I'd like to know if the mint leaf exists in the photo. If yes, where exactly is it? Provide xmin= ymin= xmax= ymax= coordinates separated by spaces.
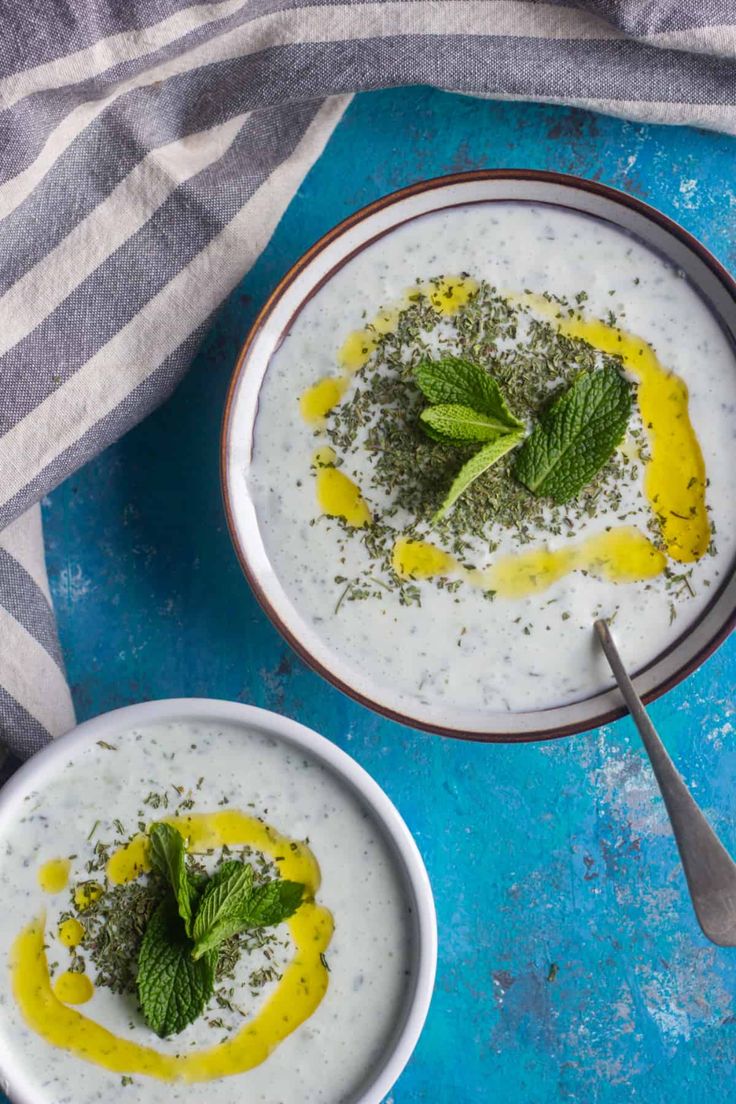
xmin=192 ymin=864 xmax=303 ymax=961
xmin=191 ymin=861 xmax=253 ymax=958
xmin=415 ymin=356 xmax=523 ymax=428
xmin=435 ymin=430 xmax=525 ymax=520
xmin=238 ymin=878 xmax=305 ymax=928
xmin=420 ymin=404 xmax=518 ymax=444
xmin=137 ymin=899 xmax=216 ymax=1037
xmin=512 ymin=366 xmax=632 ymax=504
xmin=148 ymin=823 xmax=197 ymax=938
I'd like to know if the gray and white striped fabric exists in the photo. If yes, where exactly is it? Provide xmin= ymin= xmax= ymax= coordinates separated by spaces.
xmin=1 ymin=0 xmax=735 ymax=765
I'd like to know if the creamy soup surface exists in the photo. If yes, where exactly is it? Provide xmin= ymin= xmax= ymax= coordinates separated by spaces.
xmin=0 ymin=722 xmax=414 ymax=1104
xmin=249 ymin=202 xmax=736 ymax=721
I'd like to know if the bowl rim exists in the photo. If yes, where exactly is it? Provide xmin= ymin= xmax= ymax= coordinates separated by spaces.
xmin=220 ymin=168 xmax=736 ymax=743
xmin=0 ymin=697 xmax=437 ymax=1104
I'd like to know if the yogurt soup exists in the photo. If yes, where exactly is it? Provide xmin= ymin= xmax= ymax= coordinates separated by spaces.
xmin=249 ymin=202 xmax=736 ymax=717
xmin=0 ymin=720 xmax=415 ymax=1103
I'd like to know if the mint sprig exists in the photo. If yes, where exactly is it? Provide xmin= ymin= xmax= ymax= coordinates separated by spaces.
xmin=420 ymin=403 xmax=517 ymax=444
xmin=415 ymin=356 xmax=525 ymax=514
xmin=415 ymin=356 xmax=632 ymax=516
xmin=137 ymin=899 xmax=217 ymax=1038
xmin=137 ymin=824 xmax=305 ymax=1037
xmin=149 ymin=822 xmax=199 ymax=938
xmin=193 ymin=866 xmax=303 ymax=960
xmin=415 ymin=356 xmax=523 ymax=429
xmin=512 ymin=366 xmax=632 ymax=504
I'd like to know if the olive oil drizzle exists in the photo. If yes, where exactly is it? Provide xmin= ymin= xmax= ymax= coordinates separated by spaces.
xmin=298 ymin=279 xmax=710 ymax=599
xmin=517 ymin=293 xmax=710 ymax=564
xmin=393 ymin=527 xmax=666 ymax=596
xmin=12 ymin=811 xmax=333 ymax=1084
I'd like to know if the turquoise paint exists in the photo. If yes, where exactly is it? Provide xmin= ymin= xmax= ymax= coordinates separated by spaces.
xmin=15 ymin=89 xmax=736 ymax=1102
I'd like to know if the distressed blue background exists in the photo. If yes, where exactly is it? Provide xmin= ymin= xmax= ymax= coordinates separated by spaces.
xmin=24 ymin=90 xmax=736 ymax=1102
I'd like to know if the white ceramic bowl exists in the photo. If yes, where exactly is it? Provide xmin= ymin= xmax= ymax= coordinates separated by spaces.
xmin=222 ymin=170 xmax=736 ymax=742
xmin=0 ymin=698 xmax=436 ymax=1104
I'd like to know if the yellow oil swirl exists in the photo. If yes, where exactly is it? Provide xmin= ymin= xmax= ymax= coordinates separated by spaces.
xmin=337 ymin=306 xmax=403 ymax=372
xmin=301 ymin=309 xmax=396 ymax=427
xmin=392 ymin=537 xmax=457 ymax=579
xmin=420 ymin=275 xmax=479 ymax=316
xmin=58 ymin=918 xmax=85 ymax=948
xmin=337 ymin=329 xmax=377 ymax=372
xmin=38 ymin=859 xmax=70 ymax=894
xmin=488 ymin=527 xmax=666 ymax=597
xmin=392 ymin=527 xmax=665 ymax=595
xmin=313 ymin=447 xmax=371 ymax=528
xmin=53 ymin=971 xmax=94 ymax=1005
xmin=301 ymin=276 xmax=479 ymax=519
xmin=107 ymin=832 xmax=150 ymax=885
xmin=12 ymin=811 xmax=333 ymax=1083
xmin=73 ymin=881 xmax=103 ymax=911
xmin=518 ymin=294 xmax=710 ymax=563
xmin=299 ymin=376 xmax=349 ymax=426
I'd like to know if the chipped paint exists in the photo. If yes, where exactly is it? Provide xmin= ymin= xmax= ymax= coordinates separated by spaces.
xmin=56 ymin=564 xmax=93 ymax=604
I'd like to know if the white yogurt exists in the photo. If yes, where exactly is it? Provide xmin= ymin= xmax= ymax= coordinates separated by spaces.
xmin=250 ymin=203 xmax=736 ymax=715
xmin=0 ymin=721 xmax=414 ymax=1103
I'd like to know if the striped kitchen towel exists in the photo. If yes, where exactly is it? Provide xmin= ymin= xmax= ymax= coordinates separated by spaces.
xmin=1 ymin=0 xmax=735 ymax=765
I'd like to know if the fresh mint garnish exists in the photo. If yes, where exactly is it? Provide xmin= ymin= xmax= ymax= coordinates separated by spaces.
xmin=512 ymin=366 xmax=632 ymax=504
xmin=415 ymin=356 xmax=523 ymax=429
xmin=137 ymin=899 xmax=216 ymax=1037
xmin=136 ymin=823 xmax=305 ymax=1035
xmin=192 ymin=863 xmax=303 ymax=961
xmin=239 ymin=878 xmax=305 ymax=927
xmin=435 ymin=430 xmax=525 ymax=519
xmin=414 ymin=356 xmax=526 ymax=515
xmin=191 ymin=860 xmax=253 ymax=957
xmin=420 ymin=403 xmax=518 ymax=444
xmin=148 ymin=822 xmax=198 ymax=937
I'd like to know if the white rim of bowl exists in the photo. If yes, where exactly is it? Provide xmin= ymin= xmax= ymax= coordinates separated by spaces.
xmin=0 ymin=698 xmax=437 ymax=1104
xmin=221 ymin=169 xmax=736 ymax=742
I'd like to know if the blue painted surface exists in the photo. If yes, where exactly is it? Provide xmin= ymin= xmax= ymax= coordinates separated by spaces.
xmin=25 ymin=89 xmax=736 ymax=1102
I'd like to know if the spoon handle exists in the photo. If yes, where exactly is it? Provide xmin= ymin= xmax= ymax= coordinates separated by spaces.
xmin=595 ymin=619 xmax=736 ymax=946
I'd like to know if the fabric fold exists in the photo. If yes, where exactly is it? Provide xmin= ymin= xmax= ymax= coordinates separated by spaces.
xmin=0 ymin=0 xmax=734 ymax=759
xmin=0 ymin=506 xmax=75 ymax=759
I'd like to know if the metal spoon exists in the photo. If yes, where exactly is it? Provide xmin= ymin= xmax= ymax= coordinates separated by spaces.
xmin=594 ymin=618 xmax=736 ymax=946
